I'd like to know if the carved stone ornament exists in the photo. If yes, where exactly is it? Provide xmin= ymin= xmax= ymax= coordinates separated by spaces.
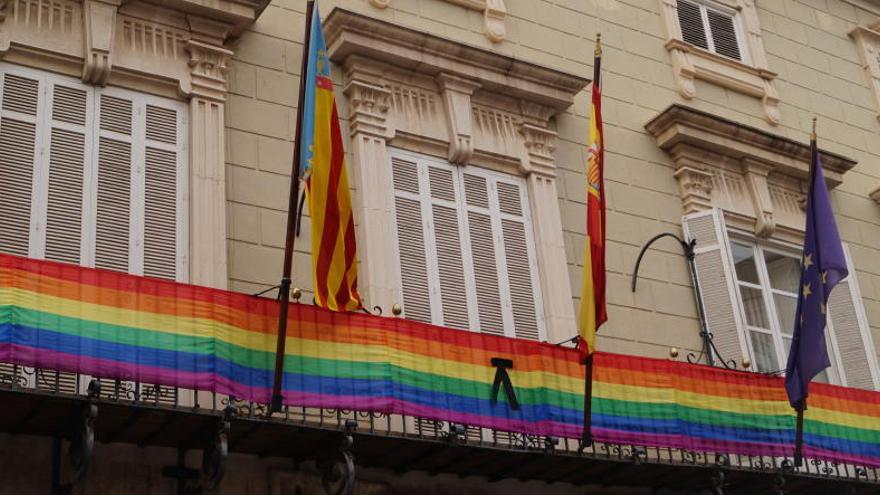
xmin=437 ymin=73 xmax=481 ymax=164
xmin=367 ymin=0 xmax=507 ymax=42
xmin=657 ymin=0 xmax=780 ymax=124
xmin=850 ymin=23 xmax=880 ymax=121
xmin=646 ymin=104 xmax=857 ymax=238
xmin=343 ymin=78 xmax=392 ymax=138
xmin=187 ymin=40 xmax=233 ymax=102
xmin=82 ymin=0 xmax=121 ymax=85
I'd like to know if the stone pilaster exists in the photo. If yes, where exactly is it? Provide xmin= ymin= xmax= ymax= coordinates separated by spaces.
xmin=343 ymin=66 xmax=396 ymax=310
xmin=185 ymin=22 xmax=232 ymax=289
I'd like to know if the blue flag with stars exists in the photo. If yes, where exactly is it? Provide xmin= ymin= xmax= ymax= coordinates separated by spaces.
xmin=784 ymin=133 xmax=848 ymax=408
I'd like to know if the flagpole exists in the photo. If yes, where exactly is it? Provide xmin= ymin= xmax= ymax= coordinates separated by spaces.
xmin=581 ymin=32 xmax=602 ymax=448
xmin=793 ymin=116 xmax=818 ymax=465
xmin=270 ymin=0 xmax=315 ymax=413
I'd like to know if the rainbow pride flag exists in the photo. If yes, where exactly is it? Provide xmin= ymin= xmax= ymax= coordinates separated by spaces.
xmin=1 ymin=254 xmax=879 ymax=466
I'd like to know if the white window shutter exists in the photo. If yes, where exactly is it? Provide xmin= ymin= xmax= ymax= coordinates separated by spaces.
xmin=0 ymin=73 xmax=40 ymax=256
xmin=428 ymin=165 xmax=470 ymax=330
xmin=676 ymin=0 xmax=708 ymax=50
xmin=94 ymin=94 xmax=133 ymax=273
xmin=682 ymin=209 xmax=749 ymax=364
xmin=143 ymin=104 xmax=181 ymax=280
xmin=44 ymin=83 xmax=89 ymax=265
xmin=828 ymin=245 xmax=880 ymax=390
xmin=707 ymin=10 xmax=741 ymax=60
xmin=496 ymin=181 xmax=543 ymax=341
xmin=392 ymin=156 xmax=433 ymax=324
xmin=464 ymin=173 xmax=505 ymax=336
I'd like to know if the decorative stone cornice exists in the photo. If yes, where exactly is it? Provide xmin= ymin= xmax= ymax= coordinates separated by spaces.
xmin=646 ymin=104 xmax=856 ymax=188
xmin=647 ymin=104 xmax=857 ymax=238
xmin=366 ymin=0 xmax=507 ymax=42
xmin=186 ymin=40 xmax=233 ymax=101
xmin=437 ymin=73 xmax=481 ymax=164
xmin=143 ymin=0 xmax=270 ymax=36
xmin=82 ymin=0 xmax=120 ymax=85
xmin=324 ymin=8 xmax=589 ymax=113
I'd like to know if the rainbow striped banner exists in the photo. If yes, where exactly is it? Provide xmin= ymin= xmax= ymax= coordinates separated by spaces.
xmin=1 ymin=254 xmax=879 ymax=466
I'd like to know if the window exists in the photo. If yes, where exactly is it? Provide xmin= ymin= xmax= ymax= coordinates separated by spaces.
xmin=0 ymin=64 xmax=188 ymax=281
xmin=676 ymin=0 xmax=746 ymax=62
xmin=728 ymin=240 xmax=843 ymax=382
xmin=389 ymin=149 xmax=545 ymax=341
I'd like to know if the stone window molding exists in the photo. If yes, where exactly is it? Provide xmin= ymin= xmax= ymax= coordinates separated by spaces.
xmin=367 ymin=0 xmax=507 ymax=43
xmin=646 ymin=104 xmax=857 ymax=243
xmin=850 ymin=22 xmax=880 ymax=122
xmin=324 ymin=8 xmax=590 ymax=343
xmin=657 ymin=0 xmax=781 ymax=124
xmin=0 ymin=0 xmax=270 ymax=289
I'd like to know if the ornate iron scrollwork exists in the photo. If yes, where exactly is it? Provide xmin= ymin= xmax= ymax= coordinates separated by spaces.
xmin=710 ymin=468 xmax=725 ymax=495
xmin=56 ymin=379 xmax=100 ymax=492
xmin=317 ymin=420 xmax=357 ymax=495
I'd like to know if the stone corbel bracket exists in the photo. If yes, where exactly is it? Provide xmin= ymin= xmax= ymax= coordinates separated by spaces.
xmin=367 ymin=0 xmax=507 ymax=43
xmin=870 ymin=186 xmax=880 ymax=206
xmin=438 ymin=73 xmax=481 ymax=164
xmin=742 ymin=159 xmax=775 ymax=237
xmin=657 ymin=0 xmax=780 ymax=125
xmin=849 ymin=23 xmax=880 ymax=121
xmin=82 ymin=0 xmax=121 ymax=85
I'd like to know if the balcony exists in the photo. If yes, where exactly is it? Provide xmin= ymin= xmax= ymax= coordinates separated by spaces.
xmin=1 ymin=253 xmax=879 ymax=493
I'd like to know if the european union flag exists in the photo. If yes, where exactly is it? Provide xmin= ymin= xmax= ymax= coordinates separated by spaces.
xmin=784 ymin=127 xmax=848 ymax=408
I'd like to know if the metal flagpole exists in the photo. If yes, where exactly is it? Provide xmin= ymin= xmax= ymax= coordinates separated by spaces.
xmin=270 ymin=0 xmax=315 ymax=413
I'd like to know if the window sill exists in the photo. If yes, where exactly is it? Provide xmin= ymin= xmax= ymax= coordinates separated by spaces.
xmin=664 ymin=39 xmax=781 ymax=124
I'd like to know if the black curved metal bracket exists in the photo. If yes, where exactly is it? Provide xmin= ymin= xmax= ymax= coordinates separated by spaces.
xmin=318 ymin=420 xmax=357 ymax=495
xmin=53 ymin=379 xmax=100 ymax=494
xmin=196 ymin=405 xmax=234 ymax=492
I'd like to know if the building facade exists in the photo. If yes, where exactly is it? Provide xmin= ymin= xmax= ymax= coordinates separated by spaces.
xmin=3 ymin=0 xmax=880 ymax=493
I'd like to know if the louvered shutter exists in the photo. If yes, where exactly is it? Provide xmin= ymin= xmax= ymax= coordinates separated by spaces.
xmin=392 ymin=156 xmax=433 ymax=324
xmin=464 ymin=173 xmax=506 ymax=336
xmin=682 ymin=209 xmax=748 ymax=364
xmin=427 ymin=165 xmax=470 ymax=330
xmin=0 ymin=73 xmax=40 ymax=256
xmin=827 ymin=245 xmax=880 ymax=390
xmin=707 ymin=9 xmax=741 ymax=60
xmin=677 ymin=0 xmax=708 ymax=50
xmin=95 ymin=94 xmax=133 ymax=273
xmin=43 ymin=83 xmax=89 ymax=264
xmin=496 ymin=181 xmax=542 ymax=340
xmin=143 ymin=104 xmax=181 ymax=280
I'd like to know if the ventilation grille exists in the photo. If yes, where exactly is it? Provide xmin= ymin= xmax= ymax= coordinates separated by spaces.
xmin=143 ymin=147 xmax=177 ymax=280
xmin=95 ymin=138 xmax=131 ymax=273
xmin=44 ymin=128 xmax=85 ymax=264
xmin=0 ymin=118 xmax=36 ymax=256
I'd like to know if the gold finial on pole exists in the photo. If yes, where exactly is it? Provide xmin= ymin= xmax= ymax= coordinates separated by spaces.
xmin=811 ymin=116 xmax=817 ymax=140
xmin=595 ymin=33 xmax=602 ymax=57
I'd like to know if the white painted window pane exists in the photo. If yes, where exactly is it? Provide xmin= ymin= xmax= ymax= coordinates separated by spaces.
xmin=731 ymin=242 xmax=760 ymax=284
xmin=750 ymin=331 xmax=779 ymax=373
xmin=740 ymin=285 xmax=769 ymax=329
xmin=765 ymin=251 xmax=800 ymax=293
xmin=774 ymin=293 xmax=797 ymax=337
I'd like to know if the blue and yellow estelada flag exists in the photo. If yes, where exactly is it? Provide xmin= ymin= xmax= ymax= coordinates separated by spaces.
xmin=299 ymin=4 xmax=362 ymax=311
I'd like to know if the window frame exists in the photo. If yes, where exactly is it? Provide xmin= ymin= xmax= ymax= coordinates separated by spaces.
xmin=726 ymin=229 xmax=846 ymax=384
xmin=677 ymin=0 xmax=751 ymax=64
xmin=0 ymin=62 xmax=189 ymax=282
xmin=387 ymin=146 xmax=547 ymax=341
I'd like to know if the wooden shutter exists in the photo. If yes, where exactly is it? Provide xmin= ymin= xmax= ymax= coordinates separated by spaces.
xmin=94 ymin=94 xmax=133 ymax=273
xmin=827 ymin=245 xmax=880 ymax=390
xmin=0 ymin=73 xmax=40 ymax=256
xmin=707 ymin=9 xmax=741 ymax=60
xmin=392 ymin=156 xmax=432 ymax=324
xmin=677 ymin=0 xmax=708 ymax=50
xmin=143 ymin=104 xmax=180 ymax=280
xmin=464 ymin=173 xmax=506 ymax=336
xmin=44 ymin=83 xmax=89 ymax=264
xmin=682 ymin=209 xmax=748 ymax=364
xmin=496 ymin=180 xmax=542 ymax=341
xmin=428 ymin=165 xmax=470 ymax=331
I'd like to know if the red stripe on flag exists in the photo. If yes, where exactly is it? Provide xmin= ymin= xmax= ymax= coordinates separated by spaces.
xmin=315 ymin=104 xmax=345 ymax=305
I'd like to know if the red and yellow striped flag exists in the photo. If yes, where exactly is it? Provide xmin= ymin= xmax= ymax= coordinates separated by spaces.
xmin=578 ymin=36 xmax=607 ymax=360
xmin=299 ymin=5 xmax=362 ymax=311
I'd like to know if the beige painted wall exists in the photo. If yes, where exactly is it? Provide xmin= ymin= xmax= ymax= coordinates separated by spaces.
xmin=224 ymin=0 xmax=880 ymax=363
